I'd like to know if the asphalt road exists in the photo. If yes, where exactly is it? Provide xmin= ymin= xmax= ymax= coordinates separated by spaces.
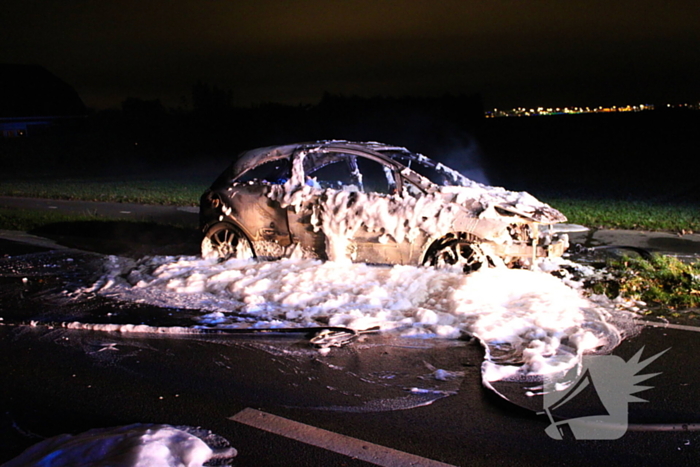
xmin=1 ymin=198 xmax=700 ymax=465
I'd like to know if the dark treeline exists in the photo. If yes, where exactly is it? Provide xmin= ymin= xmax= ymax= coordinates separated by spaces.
xmin=479 ymin=107 xmax=700 ymax=203
xmin=2 ymin=83 xmax=700 ymax=204
xmin=0 ymin=89 xmax=486 ymax=180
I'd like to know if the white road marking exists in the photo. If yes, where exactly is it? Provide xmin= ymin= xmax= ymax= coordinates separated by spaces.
xmin=230 ymin=408 xmax=458 ymax=467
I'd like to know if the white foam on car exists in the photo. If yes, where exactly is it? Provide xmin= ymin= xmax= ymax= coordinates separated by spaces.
xmin=268 ymin=176 xmax=564 ymax=260
xmin=263 ymin=147 xmax=566 ymax=263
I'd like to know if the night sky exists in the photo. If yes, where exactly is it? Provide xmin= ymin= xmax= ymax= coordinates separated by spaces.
xmin=3 ymin=0 xmax=698 ymax=110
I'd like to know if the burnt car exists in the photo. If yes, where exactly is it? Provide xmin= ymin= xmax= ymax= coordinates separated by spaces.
xmin=200 ymin=140 xmax=569 ymax=271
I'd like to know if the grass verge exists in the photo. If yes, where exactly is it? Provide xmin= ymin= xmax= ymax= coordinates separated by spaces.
xmin=586 ymin=255 xmax=700 ymax=321
xmin=545 ymin=198 xmax=700 ymax=232
xmin=0 ymin=179 xmax=206 ymax=206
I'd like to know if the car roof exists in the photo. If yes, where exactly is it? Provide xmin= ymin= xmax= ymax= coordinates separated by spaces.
xmin=216 ymin=140 xmax=567 ymax=224
xmin=232 ymin=141 xmax=407 ymax=172
xmin=228 ymin=140 xmax=457 ymax=181
xmin=228 ymin=142 xmax=302 ymax=178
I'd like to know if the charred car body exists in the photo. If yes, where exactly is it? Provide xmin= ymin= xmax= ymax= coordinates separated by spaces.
xmin=200 ymin=141 xmax=569 ymax=271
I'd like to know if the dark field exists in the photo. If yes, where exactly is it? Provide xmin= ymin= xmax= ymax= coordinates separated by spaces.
xmin=478 ymin=109 xmax=700 ymax=204
xmin=2 ymin=104 xmax=699 ymax=209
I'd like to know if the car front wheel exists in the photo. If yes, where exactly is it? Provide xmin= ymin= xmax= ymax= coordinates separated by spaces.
xmin=423 ymin=237 xmax=489 ymax=273
xmin=201 ymin=223 xmax=255 ymax=260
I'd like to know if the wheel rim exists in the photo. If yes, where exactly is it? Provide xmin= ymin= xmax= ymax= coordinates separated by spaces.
xmin=202 ymin=224 xmax=254 ymax=260
xmin=426 ymin=240 xmax=487 ymax=273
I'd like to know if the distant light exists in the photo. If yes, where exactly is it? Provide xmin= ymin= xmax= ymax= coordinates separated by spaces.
xmin=485 ymin=101 xmax=666 ymax=118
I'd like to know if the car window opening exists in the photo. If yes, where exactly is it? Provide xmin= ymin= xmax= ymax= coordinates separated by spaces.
xmin=237 ymin=158 xmax=291 ymax=184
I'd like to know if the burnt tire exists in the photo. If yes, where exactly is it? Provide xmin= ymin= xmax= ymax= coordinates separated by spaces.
xmin=424 ymin=239 xmax=488 ymax=273
xmin=201 ymin=223 xmax=255 ymax=260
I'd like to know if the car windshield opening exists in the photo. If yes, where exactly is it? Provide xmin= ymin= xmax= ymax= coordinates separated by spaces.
xmin=392 ymin=154 xmax=469 ymax=187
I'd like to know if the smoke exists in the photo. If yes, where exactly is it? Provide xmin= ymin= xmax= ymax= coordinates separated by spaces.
xmin=435 ymin=133 xmax=491 ymax=185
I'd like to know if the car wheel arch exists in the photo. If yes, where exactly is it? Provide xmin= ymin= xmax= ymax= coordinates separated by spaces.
xmin=201 ymin=221 xmax=257 ymax=260
xmin=421 ymin=232 xmax=494 ymax=272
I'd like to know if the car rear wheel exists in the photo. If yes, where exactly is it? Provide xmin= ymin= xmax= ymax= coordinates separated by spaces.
xmin=201 ymin=223 xmax=255 ymax=260
xmin=424 ymin=237 xmax=489 ymax=273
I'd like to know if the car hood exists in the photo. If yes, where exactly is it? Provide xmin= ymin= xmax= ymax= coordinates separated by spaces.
xmin=438 ymin=185 xmax=567 ymax=224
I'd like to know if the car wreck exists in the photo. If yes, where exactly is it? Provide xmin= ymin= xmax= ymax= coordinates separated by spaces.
xmin=200 ymin=140 xmax=569 ymax=272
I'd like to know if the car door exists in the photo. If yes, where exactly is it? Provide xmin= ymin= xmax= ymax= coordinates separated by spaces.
xmin=229 ymin=157 xmax=294 ymax=253
xmin=287 ymin=149 xmax=416 ymax=264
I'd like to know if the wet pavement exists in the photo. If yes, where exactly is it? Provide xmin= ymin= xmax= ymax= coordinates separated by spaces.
xmin=568 ymin=228 xmax=700 ymax=261
xmin=1 ymin=198 xmax=700 ymax=465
